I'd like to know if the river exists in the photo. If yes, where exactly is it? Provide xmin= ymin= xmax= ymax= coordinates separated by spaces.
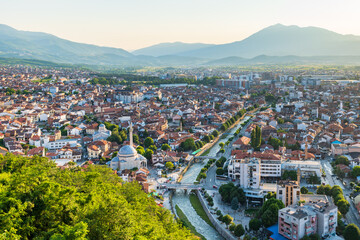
xmin=171 ymin=116 xmax=251 ymax=240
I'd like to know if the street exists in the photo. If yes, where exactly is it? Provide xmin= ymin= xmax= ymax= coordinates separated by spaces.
xmin=321 ymin=158 xmax=360 ymax=228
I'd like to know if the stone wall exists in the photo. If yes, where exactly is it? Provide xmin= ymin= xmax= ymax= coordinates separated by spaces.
xmin=195 ymin=190 xmax=237 ymax=240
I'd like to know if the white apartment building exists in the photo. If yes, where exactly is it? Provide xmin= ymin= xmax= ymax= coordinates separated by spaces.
xmin=43 ymin=138 xmax=78 ymax=150
xmin=116 ymin=90 xmax=144 ymax=103
xmin=282 ymin=160 xmax=322 ymax=177
xmin=228 ymin=157 xmax=261 ymax=189
xmin=279 ymin=195 xmax=337 ymax=240
xmin=260 ymin=160 xmax=282 ymax=178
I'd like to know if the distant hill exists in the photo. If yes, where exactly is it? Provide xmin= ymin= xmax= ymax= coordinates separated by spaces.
xmin=0 ymin=24 xmax=133 ymax=65
xmin=132 ymin=42 xmax=214 ymax=57
xmin=179 ymin=24 xmax=360 ymax=59
xmin=3 ymin=23 xmax=360 ymax=66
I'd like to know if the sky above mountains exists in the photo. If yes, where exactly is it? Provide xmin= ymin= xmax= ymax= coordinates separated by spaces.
xmin=1 ymin=0 xmax=360 ymax=50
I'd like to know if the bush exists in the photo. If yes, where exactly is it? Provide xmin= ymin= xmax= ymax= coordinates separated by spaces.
xmin=249 ymin=218 xmax=262 ymax=231
xmin=234 ymin=224 xmax=245 ymax=237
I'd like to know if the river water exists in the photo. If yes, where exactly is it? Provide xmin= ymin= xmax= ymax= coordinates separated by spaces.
xmin=172 ymin=116 xmax=250 ymax=240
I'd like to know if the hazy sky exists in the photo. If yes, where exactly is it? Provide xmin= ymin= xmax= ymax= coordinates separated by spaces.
xmin=1 ymin=0 xmax=360 ymax=51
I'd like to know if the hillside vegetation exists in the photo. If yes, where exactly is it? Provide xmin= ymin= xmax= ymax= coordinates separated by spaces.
xmin=0 ymin=154 xmax=195 ymax=240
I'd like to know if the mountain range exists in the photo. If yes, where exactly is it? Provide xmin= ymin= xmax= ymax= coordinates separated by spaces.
xmin=2 ymin=23 xmax=360 ymax=66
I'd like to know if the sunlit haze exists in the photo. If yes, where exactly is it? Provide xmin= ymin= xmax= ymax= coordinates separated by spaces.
xmin=2 ymin=0 xmax=360 ymax=50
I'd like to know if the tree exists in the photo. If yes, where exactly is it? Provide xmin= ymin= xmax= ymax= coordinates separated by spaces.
xmin=331 ymin=185 xmax=343 ymax=198
xmin=335 ymin=156 xmax=350 ymax=166
xmin=281 ymin=170 xmax=297 ymax=181
xmin=265 ymin=192 xmax=276 ymax=200
xmin=180 ymin=138 xmax=196 ymax=151
xmin=234 ymin=224 xmax=245 ymax=237
xmin=144 ymin=137 xmax=154 ymax=148
xmin=229 ymin=222 xmax=236 ymax=232
xmin=0 ymin=154 xmax=195 ymax=239
xmin=268 ymin=136 xmax=283 ymax=150
xmin=161 ymin=144 xmax=171 ymax=151
xmin=203 ymin=135 xmax=210 ymax=143
xmin=219 ymin=183 xmax=246 ymax=205
xmin=144 ymin=149 xmax=153 ymax=160
xmin=107 ymin=133 xmax=122 ymax=144
xmin=257 ymin=198 xmax=285 ymax=227
xmin=231 ymin=197 xmax=239 ymax=210
xmin=148 ymin=145 xmax=157 ymax=152
xmin=337 ymin=199 xmax=350 ymax=215
xmin=249 ymin=218 xmax=261 ymax=231
xmin=316 ymin=185 xmax=325 ymax=194
xmin=165 ymin=162 xmax=174 ymax=170
xmin=300 ymin=234 xmax=321 ymax=240
xmin=222 ymin=214 xmax=233 ymax=227
xmin=343 ymin=224 xmax=360 ymax=240
xmin=277 ymin=118 xmax=284 ymax=124
xmin=216 ymin=167 xmax=225 ymax=175
xmin=111 ymin=151 xmax=118 ymax=158
xmin=250 ymin=126 xmax=262 ymax=150
xmin=300 ymin=187 xmax=309 ymax=194
xmin=133 ymin=134 xmax=139 ymax=144
xmin=212 ymin=130 xmax=219 ymax=137
xmin=219 ymin=142 xmax=225 ymax=148
xmin=136 ymin=146 xmax=145 ymax=155
xmin=352 ymin=166 xmax=360 ymax=178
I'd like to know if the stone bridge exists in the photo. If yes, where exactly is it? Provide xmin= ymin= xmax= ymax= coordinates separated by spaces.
xmin=162 ymin=183 xmax=202 ymax=190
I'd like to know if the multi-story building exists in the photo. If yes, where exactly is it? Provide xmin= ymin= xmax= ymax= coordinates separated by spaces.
xmin=216 ymin=78 xmax=250 ymax=89
xmin=116 ymin=90 xmax=144 ymax=103
xmin=228 ymin=157 xmax=261 ymax=189
xmin=282 ymin=160 xmax=322 ymax=177
xmin=276 ymin=180 xmax=300 ymax=207
xmin=278 ymin=195 xmax=337 ymax=240
xmin=260 ymin=159 xmax=282 ymax=179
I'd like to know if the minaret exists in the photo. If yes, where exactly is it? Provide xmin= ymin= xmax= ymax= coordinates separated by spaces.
xmin=340 ymin=101 xmax=343 ymax=111
xmin=304 ymin=143 xmax=308 ymax=160
xmin=297 ymin=167 xmax=301 ymax=184
xmin=129 ymin=122 xmax=133 ymax=147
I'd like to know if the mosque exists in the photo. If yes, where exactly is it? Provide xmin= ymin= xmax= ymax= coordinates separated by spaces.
xmin=109 ymin=123 xmax=147 ymax=171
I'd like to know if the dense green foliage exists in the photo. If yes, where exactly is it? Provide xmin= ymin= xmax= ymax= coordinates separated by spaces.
xmin=0 ymin=154 xmax=195 ymax=240
xmin=300 ymin=186 xmax=309 ymax=194
xmin=104 ymin=122 xmax=128 ymax=145
xmin=250 ymin=126 xmax=262 ymax=150
xmin=195 ymin=159 xmax=216 ymax=182
xmin=343 ymin=224 xmax=360 ymax=240
xmin=249 ymin=218 xmax=261 ymax=231
xmin=300 ymin=234 xmax=321 ymax=240
xmin=316 ymin=185 xmax=349 ymax=215
xmin=281 ymin=170 xmax=297 ymax=181
xmin=218 ymin=183 xmax=246 ymax=205
xmin=334 ymin=156 xmax=350 ymax=166
xmin=90 ymin=74 xmax=220 ymax=86
xmin=267 ymin=136 xmax=283 ymax=150
xmin=256 ymin=198 xmax=285 ymax=227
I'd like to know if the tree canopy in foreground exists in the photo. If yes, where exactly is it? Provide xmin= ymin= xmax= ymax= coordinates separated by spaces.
xmin=0 ymin=154 xmax=196 ymax=240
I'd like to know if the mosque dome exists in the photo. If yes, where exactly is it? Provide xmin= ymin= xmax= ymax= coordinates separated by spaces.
xmin=118 ymin=145 xmax=137 ymax=156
